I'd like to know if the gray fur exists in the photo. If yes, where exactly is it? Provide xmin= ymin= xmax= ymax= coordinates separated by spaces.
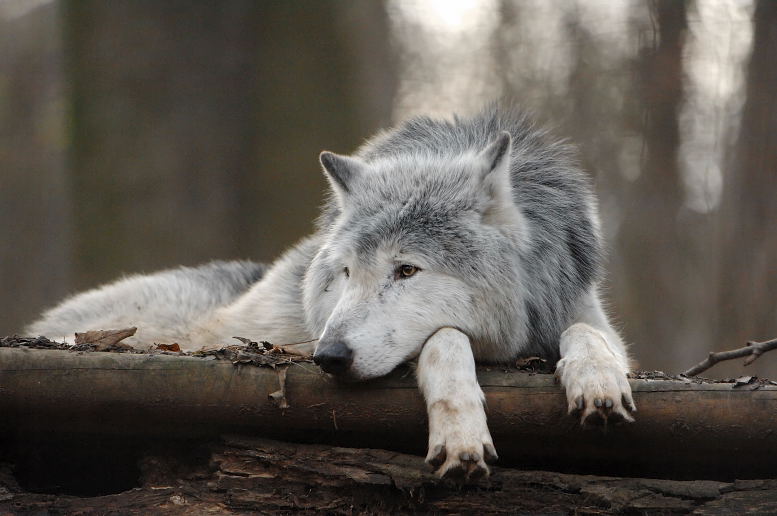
xmin=27 ymin=106 xmax=603 ymax=368
xmin=27 ymin=261 xmax=265 ymax=345
xmin=312 ymin=106 xmax=601 ymax=364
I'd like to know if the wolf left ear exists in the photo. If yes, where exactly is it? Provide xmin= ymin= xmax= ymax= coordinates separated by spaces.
xmin=319 ymin=151 xmax=364 ymax=202
xmin=476 ymin=132 xmax=515 ymax=223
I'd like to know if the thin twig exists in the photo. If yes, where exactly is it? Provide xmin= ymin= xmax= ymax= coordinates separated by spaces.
xmin=275 ymin=338 xmax=317 ymax=358
xmin=287 ymin=360 xmax=318 ymax=374
xmin=277 ymin=338 xmax=319 ymax=348
xmin=275 ymin=346 xmax=312 ymax=358
xmin=683 ymin=337 xmax=777 ymax=377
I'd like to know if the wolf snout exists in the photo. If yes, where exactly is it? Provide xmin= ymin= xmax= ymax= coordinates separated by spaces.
xmin=313 ymin=339 xmax=354 ymax=376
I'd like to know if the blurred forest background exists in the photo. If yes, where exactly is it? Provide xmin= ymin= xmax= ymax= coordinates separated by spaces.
xmin=1 ymin=0 xmax=775 ymax=378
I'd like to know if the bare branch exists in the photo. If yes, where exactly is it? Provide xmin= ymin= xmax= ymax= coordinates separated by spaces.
xmin=683 ymin=337 xmax=777 ymax=377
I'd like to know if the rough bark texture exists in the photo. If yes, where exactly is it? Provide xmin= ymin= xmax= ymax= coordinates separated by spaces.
xmin=3 ymin=436 xmax=777 ymax=515
xmin=2 ymin=346 xmax=777 ymax=481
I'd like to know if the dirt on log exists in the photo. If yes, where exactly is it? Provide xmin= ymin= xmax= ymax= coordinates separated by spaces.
xmin=3 ymin=435 xmax=777 ymax=515
xmin=2 ymin=343 xmax=777 ymax=480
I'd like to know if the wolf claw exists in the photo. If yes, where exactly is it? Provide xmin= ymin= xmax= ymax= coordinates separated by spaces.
xmin=558 ymin=323 xmax=636 ymax=425
xmin=424 ymin=402 xmax=496 ymax=481
xmin=564 ymin=374 xmax=636 ymax=425
xmin=426 ymin=443 xmax=492 ymax=480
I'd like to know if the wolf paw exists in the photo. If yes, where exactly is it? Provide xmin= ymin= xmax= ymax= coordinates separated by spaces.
xmin=425 ymin=402 xmax=498 ymax=480
xmin=558 ymin=357 xmax=636 ymax=425
xmin=557 ymin=323 xmax=636 ymax=425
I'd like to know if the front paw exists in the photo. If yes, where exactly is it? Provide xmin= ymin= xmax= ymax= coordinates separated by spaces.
xmin=425 ymin=401 xmax=498 ymax=480
xmin=557 ymin=356 xmax=636 ymax=425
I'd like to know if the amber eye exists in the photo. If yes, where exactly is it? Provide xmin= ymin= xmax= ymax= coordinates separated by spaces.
xmin=396 ymin=264 xmax=419 ymax=279
xmin=343 ymin=267 xmax=350 ymax=278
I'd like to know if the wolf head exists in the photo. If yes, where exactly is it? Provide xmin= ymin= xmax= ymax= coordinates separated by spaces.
xmin=303 ymin=131 xmax=527 ymax=380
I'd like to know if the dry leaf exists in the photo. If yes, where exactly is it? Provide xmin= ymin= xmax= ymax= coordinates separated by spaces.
xmin=155 ymin=343 xmax=181 ymax=352
xmin=74 ymin=327 xmax=137 ymax=351
xmin=734 ymin=375 xmax=755 ymax=387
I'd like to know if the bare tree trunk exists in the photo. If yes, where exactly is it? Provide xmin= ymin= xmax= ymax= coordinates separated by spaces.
xmin=0 ymin=3 xmax=71 ymax=335
xmin=61 ymin=0 xmax=397 ymax=291
xmin=718 ymin=0 xmax=777 ymax=372
xmin=617 ymin=0 xmax=690 ymax=368
xmin=63 ymin=0 xmax=262 ymax=286
xmin=243 ymin=0 xmax=397 ymax=260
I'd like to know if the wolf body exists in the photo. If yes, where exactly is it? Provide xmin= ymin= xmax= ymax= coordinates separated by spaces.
xmin=28 ymin=107 xmax=635 ymax=478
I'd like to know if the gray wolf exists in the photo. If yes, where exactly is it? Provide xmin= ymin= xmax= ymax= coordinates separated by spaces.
xmin=27 ymin=106 xmax=635 ymax=479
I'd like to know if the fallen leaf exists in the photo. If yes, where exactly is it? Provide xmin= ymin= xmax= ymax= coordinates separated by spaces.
xmin=74 ymin=327 xmax=136 ymax=351
xmin=155 ymin=343 xmax=181 ymax=352
xmin=734 ymin=375 xmax=755 ymax=387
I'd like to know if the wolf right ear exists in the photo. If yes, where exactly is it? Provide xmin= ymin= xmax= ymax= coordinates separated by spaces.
xmin=319 ymin=151 xmax=364 ymax=199
xmin=478 ymin=131 xmax=512 ymax=180
xmin=476 ymin=132 xmax=517 ymax=226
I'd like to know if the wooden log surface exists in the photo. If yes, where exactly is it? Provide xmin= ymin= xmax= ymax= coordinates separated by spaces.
xmin=2 ymin=347 xmax=777 ymax=479
xmin=5 ymin=435 xmax=777 ymax=515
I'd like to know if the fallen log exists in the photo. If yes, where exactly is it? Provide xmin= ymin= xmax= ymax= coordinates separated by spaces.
xmin=6 ymin=435 xmax=777 ymax=514
xmin=2 ymin=347 xmax=777 ymax=480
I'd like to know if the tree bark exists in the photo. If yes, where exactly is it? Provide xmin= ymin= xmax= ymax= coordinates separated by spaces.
xmin=2 ymin=347 xmax=777 ymax=480
xmin=718 ymin=0 xmax=777 ymax=356
xmin=3 ymin=435 xmax=777 ymax=514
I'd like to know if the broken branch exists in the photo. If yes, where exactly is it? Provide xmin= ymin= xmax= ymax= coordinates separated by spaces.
xmin=682 ymin=337 xmax=777 ymax=377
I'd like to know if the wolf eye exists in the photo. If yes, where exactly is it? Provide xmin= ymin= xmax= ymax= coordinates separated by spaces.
xmin=396 ymin=264 xmax=419 ymax=279
xmin=343 ymin=267 xmax=350 ymax=278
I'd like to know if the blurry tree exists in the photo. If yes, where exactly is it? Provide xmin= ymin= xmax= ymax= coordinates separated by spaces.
xmin=0 ymin=2 xmax=69 ymax=336
xmin=718 ymin=0 xmax=777 ymax=364
xmin=61 ymin=0 xmax=396 ymax=292
xmin=617 ymin=0 xmax=693 ymax=368
xmin=2 ymin=0 xmax=395 ymax=334
xmin=246 ymin=1 xmax=397 ymax=260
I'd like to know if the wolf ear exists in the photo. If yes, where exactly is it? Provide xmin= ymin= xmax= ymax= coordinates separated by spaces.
xmin=319 ymin=151 xmax=364 ymax=198
xmin=476 ymin=132 xmax=514 ymax=224
xmin=476 ymin=132 xmax=518 ymax=225
xmin=478 ymin=131 xmax=512 ymax=181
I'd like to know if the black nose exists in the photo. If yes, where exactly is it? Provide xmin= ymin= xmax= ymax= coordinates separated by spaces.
xmin=313 ymin=340 xmax=354 ymax=376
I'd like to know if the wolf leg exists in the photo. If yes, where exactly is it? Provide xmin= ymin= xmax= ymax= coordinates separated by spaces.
xmin=556 ymin=290 xmax=636 ymax=423
xmin=417 ymin=327 xmax=497 ymax=480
